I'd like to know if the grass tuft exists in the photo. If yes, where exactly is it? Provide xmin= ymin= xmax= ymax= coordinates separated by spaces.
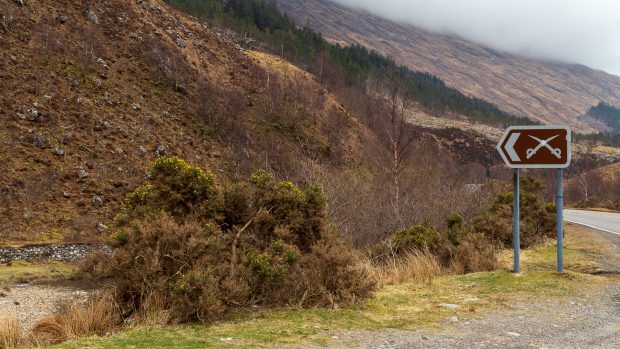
xmin=0 ymin=314 xmax=20 ymax=349
xmin=30 ymin=293 xmax=120 ymax=346
xmin=365 ymin=249 xmax=442 ymax=286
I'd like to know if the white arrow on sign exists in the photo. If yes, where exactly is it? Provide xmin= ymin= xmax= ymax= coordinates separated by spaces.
xmin=506 ymin=132 xmax=521 ymax=162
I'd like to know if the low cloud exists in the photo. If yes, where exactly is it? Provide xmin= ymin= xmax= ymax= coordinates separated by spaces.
xmin=331 ymin=0 xmax=620 ymax=75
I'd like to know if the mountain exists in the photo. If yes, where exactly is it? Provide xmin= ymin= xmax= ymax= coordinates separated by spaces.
xmin=272 ymin=0 xmax=620 ymax=133
xmin=0 ymin=0 xmax=499 ymax=245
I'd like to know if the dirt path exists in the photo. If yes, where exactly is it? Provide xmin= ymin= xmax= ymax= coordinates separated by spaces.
xmin=298 ymin=227 xmax=620 ymax=349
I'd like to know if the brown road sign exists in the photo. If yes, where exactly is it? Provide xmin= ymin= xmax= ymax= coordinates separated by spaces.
xmin=497 ymin=125 xmax=571 ymax=168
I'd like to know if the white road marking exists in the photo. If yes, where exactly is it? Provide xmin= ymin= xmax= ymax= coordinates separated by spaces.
xmin=564 ymin=219 xmax=620 ymax=236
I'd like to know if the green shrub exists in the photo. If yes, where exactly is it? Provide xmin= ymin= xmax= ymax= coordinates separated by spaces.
xmin=109 ymin=229 xmax=128 ymax=247
xmin=249 ymin=253 xmax=278 ymax=279
xmin=606 ymin=198 xmax=620 ymax=211
xmin=93 ymin=158 xmax=375 ymax=323
xmin=393 ymin=224 xmax=440 ymax=252
xmin=473 ymin=176 xmax=555 ymax=248
xmin=450 ymin=233 xmax=499 ymax=274
xmin=291 ymin=229 xmax=376 ymax=307
xmin=124 ymin=183 xmax=152 ymax=212
xmin=249 ymin=169 xmax=272 ymax=188
xmin=122 ymin=156 xmax=218 ymax=220
xmin=222 ymin=183 xmax=251 ymax=228
xmin=445 ymin=213 xmax=466 ymax=245
xmin=379 ymin=213 xmax=498 ymax=275
xmin=446 ymin=213 xmax=463 ymax=230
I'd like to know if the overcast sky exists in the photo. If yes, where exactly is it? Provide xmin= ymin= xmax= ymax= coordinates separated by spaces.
xmin=331 ymin=0 xmax=620 ymax=76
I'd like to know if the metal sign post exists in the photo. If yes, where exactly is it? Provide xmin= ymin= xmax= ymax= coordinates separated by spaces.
xmin=497 ymin=125 xmax=571 ymax=273
xmin=513 ymin=169 xmax=520 ymax=273
xmin=556 ymin=169 xmax=564 ymax=273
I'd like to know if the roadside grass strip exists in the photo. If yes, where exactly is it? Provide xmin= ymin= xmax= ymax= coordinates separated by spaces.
xmin=53 ymin=225 xmax=612 ymax=348
xmin=55 ymin=272 xmax=603 ymax=348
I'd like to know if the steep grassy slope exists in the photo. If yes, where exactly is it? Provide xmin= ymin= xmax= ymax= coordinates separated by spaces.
xmin=273 ymin=0 xmax=620 ymax=132
xmin=0 ymin=0 xmax=512 ymax=246
xmin=0 ymin=0 xmax=384 ymax=244
xmin=164 ymin=0 xmax=535 ymax=129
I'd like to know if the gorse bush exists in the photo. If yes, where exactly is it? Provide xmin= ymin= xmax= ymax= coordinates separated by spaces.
xmin=474 ymin=176 xmax=556 ymax=248
xmin=380 ymin=177 xmax=555 ymax=275
xmin=393 ymin=224 xmax=440 ymax=252
xmin=91 ymin=157 xmax=374 ymax=323
xmin=122 ymin=156 xmax=218 ymax=219
xmin=389 ymin=215 xmax=498 ymax=274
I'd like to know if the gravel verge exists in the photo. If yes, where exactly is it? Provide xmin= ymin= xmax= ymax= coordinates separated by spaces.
xmin=0 ymin=283 xmax=94 ymax=331
xmin=294 ymin=229 xmax=620 ymax=349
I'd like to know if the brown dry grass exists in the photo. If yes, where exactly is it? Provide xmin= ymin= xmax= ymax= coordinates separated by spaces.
xmin=29 ymin=293 xmax=120 ymax=346
xmin=128 ymin=292 xmax=171 ymax=327
xmin=365 ymin=249 xmax=443 ymax=286
xmin=0 ymin=314 xmax=20 ymax=349
xmin=564 ymin=223 xmax=615 ymax=255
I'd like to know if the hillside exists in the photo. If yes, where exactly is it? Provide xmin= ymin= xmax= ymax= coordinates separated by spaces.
xmin=0 ymin=0 xmax=387 ymax=244
xmin=566 ymin=161 xmax=620 ymax=207
xmin=0 ymin=0 xmax=501 ymax=246
xmin=579 ymin=102 xmax=620 ymax=134
xmin=273 ymin=0 xmax=620 ymax=132
xmin=164 ymin=0 xmax=535 ymax=129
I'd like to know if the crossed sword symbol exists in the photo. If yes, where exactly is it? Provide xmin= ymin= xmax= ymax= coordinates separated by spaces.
xmin=526 ymin=135 xmax=562 ymax=159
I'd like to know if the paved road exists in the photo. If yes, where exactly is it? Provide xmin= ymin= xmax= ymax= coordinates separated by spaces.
xmin=564 ymin=209 xmax=620 ymax=235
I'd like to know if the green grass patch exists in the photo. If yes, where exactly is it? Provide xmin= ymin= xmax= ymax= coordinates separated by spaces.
xmin=0 ymin=261 xmax=79 ymax=285
xmin=518 ymin=242 xmax=598 ymax=273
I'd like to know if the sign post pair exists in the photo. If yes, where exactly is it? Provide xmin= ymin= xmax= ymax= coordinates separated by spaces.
xmin=497 ymin=126 xmax=572 ymax=273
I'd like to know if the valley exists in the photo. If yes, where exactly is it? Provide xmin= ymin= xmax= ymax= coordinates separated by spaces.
xmin=1 ymin=0 xmax=619 ymax=348
xmin=273 ymin=0 xmax=620 ymax=132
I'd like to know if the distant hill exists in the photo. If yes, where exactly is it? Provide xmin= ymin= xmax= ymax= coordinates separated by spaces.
xmin=273 ymin=0 xmax=620 ymax=133
xmin=581 ymin=103 xmax=620 ymax=133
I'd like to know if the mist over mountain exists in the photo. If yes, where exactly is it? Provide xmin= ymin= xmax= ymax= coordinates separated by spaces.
xmin=330 ymin=0 xmax=620 ymax=76
xmin=274 ymin=0 xmax=620 ymax=132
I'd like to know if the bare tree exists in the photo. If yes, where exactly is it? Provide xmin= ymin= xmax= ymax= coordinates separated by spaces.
xmin=147 ymin=38 xmax=193 ymax=91
xmin=312 ymin=51 xmax=329 ymax=85
xmin=576 ymin=172 xmax=590 ymax=201
xmin=378 ymin=65 xmax=415 ymax=223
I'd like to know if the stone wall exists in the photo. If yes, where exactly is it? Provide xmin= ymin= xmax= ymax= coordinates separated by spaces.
xmin=0 ymin=244 xmax=112 ymax=264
